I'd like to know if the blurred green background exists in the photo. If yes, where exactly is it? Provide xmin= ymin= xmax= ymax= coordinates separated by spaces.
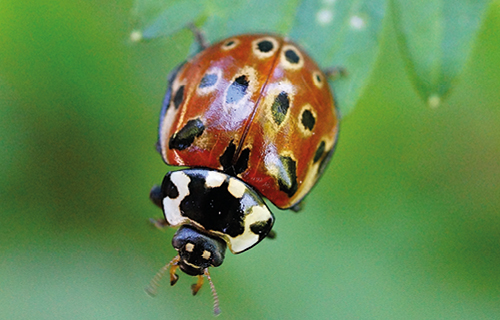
xmin=1 ymin=1 xmax=499 ymax=319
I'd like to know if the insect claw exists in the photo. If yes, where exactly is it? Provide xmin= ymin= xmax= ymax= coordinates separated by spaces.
xmin=191 ymin=274 xmax=204 ymax=295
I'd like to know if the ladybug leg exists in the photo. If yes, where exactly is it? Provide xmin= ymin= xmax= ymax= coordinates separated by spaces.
xmin=169 ymin=257 xmax=181 ymax=286
xmin=289 ymin=201 xmax=304 ymax=213
xmin=266 ymin=230 xmax=277 ymax=239
xmin=150 ymin=185 xmax=163 ymax=208
xmin=191 ymin=274 xmax=204 ymax=296
xmin=187 ymin=23 xmax=209 ymax=50
xmin=323 ymin=66 xmax=348 ymax=81
xmin=149 ymin=186 xmax=171 ymax=228
xmin=149 ymin=217 xmax=169 ymax=229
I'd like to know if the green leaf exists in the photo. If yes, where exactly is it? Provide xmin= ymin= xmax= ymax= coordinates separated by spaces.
xmin=391 ymin=0 xmax=490 ymax=107
xmin=131 ymin=0 xmax=207 ymax=40
xmin=132 ymin=0 xmax=388 ymax=115
xmin=200 ymin=0 xmax=301 ymax=42
xmin=290 ymin=0 xmax=387 ymax=116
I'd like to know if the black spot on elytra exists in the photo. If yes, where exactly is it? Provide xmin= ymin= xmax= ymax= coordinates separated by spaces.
xmin=219 ymin=141 xmax=250 ymax=175
xmin=224 ymin=40 xmax=235 ymax=48
xmin=179 ymin=171 xmax=245 ymax=237
xmin=285 ymin=49 xmax=300 ymax=64
xmin=250 ymin=218 xmax=273 ymax=240
xmin=271 ymin=92 xmax=290 ymax=125
xmin=219 ymin=141 xmax=236 ymax=172
xmin=257 ymin=40 xmax=274 ymax=53
xmin=318 ymin=147 xmax=334 ymax=175
xmin=313 ymin=141 xmax=325 ymax=163
xmin=199 ymin=73 xmax=218 ymax=88
xmin=157 ymin=64 xmax=184 ymax=154
xmin=169 ymin=118 xmax=205 ymax=150
xmin=173 ymin=85 xmax=185 ymax=109
xmin=234 ymin=148 xmax=250 ymax=175
xmin=226 ymin=75 xmax=249 ymax=104
xmin=163 ymin=174 xmax=180 ymax=199
xmin=277 ymin=155 xmax=298 ymax=198
xmin=301 ymin=109 xmax=316 ymax=131
xmin=315 ymin=73 xmax=322 ymax=83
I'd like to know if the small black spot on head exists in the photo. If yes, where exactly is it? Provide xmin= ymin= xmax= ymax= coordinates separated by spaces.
xmin=271 ymin=92 xmax=290 ymax=126
xmin=316 ymin=74 xmax=322 ymax=83
xmin=301 ymin=109 xmax=316 ymax=131
xmin=226 ymin=75 xmax=249 ymax=104
xmin=169 ymin=118 xmax=205 ymax=150
xmin=225 ymin=40 xmax=234 ymax=47
xmin=277 ymin=155 xmax=298 ymax=198
xmin=285 ymin=49 xmax=300 ymax=64
xmin=257 ymin=40 xmax=274 ymax=53
xmin=173 ymin=85 xmax=185 ymax=109
xmin=313 ymin=141 xmax=326 ymax=163
xmin=199 ymin=73 xmax=218 ymax=88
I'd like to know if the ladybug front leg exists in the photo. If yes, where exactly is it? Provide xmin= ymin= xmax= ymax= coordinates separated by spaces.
xmin=323 ymin=66 xmax=348 ymax=81
xmin=149 ymin=218 xmax=169 ymax=229
xmin=149 ymin=185 xmax=163 ymax=208
xmin=266 ymin=230 xmax=277 ymax=239
xmin=187 ymin=23 xmax=209 ymax=50
xmin=191 ymin=274 xmax=204 ymax=296
xmin=289 ymin=201 xmax=304 ymax=213
xmin=149 ymin=185 xmax=170 ymax=229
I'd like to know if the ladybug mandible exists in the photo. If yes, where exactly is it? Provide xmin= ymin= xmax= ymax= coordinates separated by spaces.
xmin=147 ymin=33 xmax=339 ymax=314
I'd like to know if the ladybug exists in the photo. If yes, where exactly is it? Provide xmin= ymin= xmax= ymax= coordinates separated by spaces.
xmin=147 ymin=33 xmax=339 ymax=314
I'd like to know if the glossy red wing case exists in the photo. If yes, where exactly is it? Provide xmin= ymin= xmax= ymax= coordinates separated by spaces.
xmin=158 ymin=34 xmax=339 ymax=209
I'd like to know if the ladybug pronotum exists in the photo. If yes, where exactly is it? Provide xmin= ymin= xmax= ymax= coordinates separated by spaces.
xmin=147 ymin=33 xmax=339 ymax=314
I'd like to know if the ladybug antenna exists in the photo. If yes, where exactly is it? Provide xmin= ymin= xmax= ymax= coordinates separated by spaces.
xmin=145 ymin=256 xmax=180 ymax=297
xmin=204 ymin=268 xmax=221 ymax=316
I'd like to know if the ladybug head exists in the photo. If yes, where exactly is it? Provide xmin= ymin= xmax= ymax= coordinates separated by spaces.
xmin=145 ymin=225 xmax=225 ymax=315
xmin=172 ymin=225 xmax=227 ymax=275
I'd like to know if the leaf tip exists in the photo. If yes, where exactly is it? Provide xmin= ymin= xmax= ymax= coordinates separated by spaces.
xmin=130 ymin=30 xmax=143 ymax=43
xmin=427 ymin=94 xmax=441 ymax=108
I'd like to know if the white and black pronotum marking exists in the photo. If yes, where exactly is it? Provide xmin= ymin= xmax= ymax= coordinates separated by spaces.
xmin=151 ymin=169 xmax=274 ymax=274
